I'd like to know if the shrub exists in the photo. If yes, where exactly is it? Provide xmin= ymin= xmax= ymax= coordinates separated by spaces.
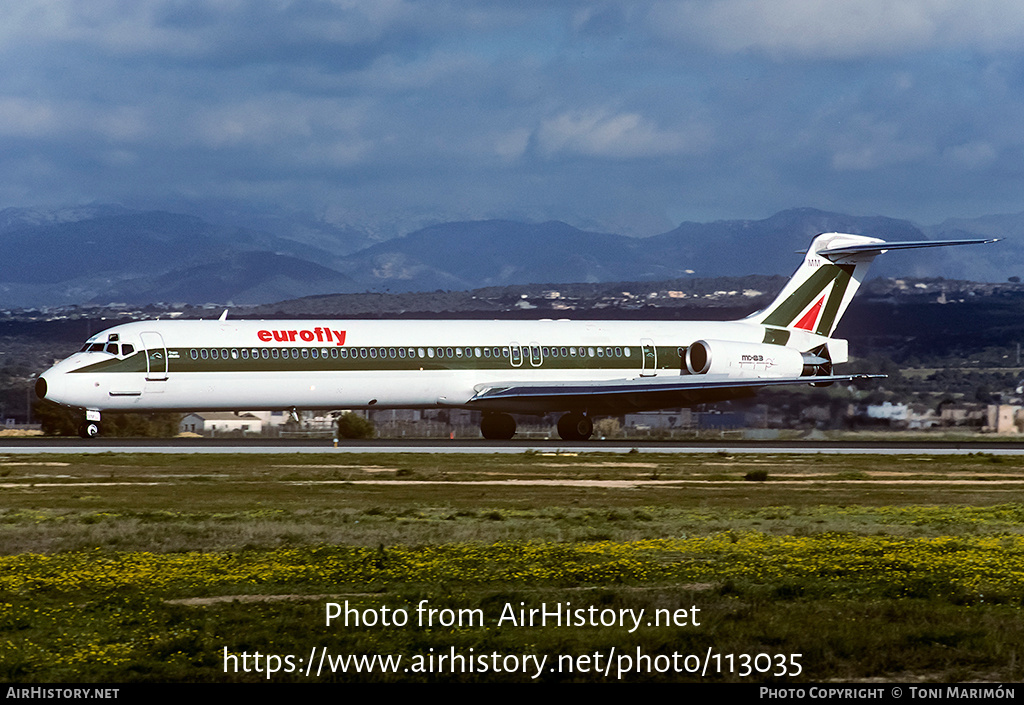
xmin=337 ymin=412 xmax=375 ymax=439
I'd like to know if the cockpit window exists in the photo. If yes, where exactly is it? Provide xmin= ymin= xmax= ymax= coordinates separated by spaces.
xmin=105 ymin=343 xmax=119 ymax=355
xmin=88 ymin=343 xmax=105 ymax=353
xmin=121 ymin=344 xmax=134 ymax=356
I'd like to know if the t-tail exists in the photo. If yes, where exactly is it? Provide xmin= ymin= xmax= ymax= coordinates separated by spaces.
xmin=745 ymin=232 xmax=998 ymax=337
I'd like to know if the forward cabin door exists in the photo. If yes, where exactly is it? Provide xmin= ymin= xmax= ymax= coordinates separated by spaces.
xmin=141 ymin=332 xmax=169 ymax=382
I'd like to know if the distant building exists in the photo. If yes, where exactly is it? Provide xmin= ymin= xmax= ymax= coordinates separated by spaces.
xmin=986 ymin=404 xmax=1023 ymax=434
xmin=624 ymin=410 xmax=692 ymax=429
xmin=865 ymin=402 xmax=909 ymax=421
xmin=247 ymin=410 xmax=287 ymax=428
xmin=938 ymin=402 xmax=987 ymax=427
xmin=180 ymin=412 xmax=262 ymax=435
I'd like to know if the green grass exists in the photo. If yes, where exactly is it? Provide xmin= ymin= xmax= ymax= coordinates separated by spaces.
xmin=2 ymin=452 xmax=1024 ymax=682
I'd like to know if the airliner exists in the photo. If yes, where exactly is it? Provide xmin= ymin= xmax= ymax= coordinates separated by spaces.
xmin=35 ymin=232 xmax=994 ymax=439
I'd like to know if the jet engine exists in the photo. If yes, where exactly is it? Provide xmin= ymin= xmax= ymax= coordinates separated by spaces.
xmin=685 ymin=339 xmax=812 ymax=378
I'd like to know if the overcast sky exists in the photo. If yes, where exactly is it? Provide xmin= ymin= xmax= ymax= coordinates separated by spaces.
xmin=4 ymin=1 xmax=1024 ymax=236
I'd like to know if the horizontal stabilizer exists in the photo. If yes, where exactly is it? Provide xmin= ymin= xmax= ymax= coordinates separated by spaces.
xmin=818 ymin=238 xmax=998 ymax=258
xmin=747 ymin=233 xmax=999 ymax=337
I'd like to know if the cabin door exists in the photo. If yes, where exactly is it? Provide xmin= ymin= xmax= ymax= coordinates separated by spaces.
xmin=141 ymin=332 xmax=169 ymax=381
xmin=640 ymin=338 xmax=657 ymax=377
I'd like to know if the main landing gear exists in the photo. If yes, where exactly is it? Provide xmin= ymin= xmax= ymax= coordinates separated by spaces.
xmin=478 ymin=411 xmax=595 ymax=441
xmin=480 ymin=412 xmax=517 ymax=440
xmin=557 ymin=412 xmax=593 ymax=441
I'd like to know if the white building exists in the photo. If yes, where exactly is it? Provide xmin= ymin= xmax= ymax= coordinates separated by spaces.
xmin=180 ymin=412 xmax=263 ymax=435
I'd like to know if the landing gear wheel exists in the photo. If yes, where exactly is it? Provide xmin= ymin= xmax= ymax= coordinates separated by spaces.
xmin=557 ymin=412 xmax=593 ymax=441
xmin=79 ymin=422 xmax=101 ymax=439
xmin=480 ymin=413 xmax=517 ymax=440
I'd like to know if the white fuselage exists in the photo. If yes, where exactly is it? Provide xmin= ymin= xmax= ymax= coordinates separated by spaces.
xmin=38 ymin=317 xmax=829 ymax=415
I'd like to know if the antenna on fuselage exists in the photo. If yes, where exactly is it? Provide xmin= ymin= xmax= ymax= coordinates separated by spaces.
xmin=219 ymin=310 xmax=229 ymax=321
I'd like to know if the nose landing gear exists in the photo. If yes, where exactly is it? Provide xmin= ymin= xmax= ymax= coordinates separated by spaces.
xmin=79 ymin=410 xmax=102 ymax=439
xmin=78 ymin=422 xmax=101 ymax=439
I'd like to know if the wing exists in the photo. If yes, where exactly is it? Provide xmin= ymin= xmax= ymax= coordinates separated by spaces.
xmin=464 ymin=373 xmax=882 ymax=415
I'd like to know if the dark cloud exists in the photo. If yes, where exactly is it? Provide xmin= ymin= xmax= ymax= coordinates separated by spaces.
xmin=2 ymin=1 xmax=1024 ymax=235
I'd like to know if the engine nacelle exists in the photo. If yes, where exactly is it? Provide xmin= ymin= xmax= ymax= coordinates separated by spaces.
xmin=685 ymin=339 xmax=806 ymax=378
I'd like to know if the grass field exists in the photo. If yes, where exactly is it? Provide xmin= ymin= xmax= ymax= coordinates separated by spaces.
xmin=2 ymin=450 xmax=1023 ymax=683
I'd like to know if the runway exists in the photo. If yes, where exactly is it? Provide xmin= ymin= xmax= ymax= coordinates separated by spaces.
xmin=4 ymin=437 xmax=1024 ymax=455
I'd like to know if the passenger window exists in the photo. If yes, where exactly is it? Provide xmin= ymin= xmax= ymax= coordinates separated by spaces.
xmin=211 ymin=349 xmax=219 ymax=360
xmin=311 ymin=348 xmax=318 ymax=359
xmin=201 ymin=349 xmax=209 ymax=360
xmin=241 ymin=349 xmax=249 ymax=360
xmin=190 ymin=349 xmax=198 ymax=360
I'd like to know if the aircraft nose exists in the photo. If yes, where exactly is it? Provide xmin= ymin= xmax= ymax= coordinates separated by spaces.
xmin=36 ymin=372 xmax=63 ymax=403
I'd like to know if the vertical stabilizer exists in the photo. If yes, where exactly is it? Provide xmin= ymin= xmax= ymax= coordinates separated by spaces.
xmin=745 ymin=233 xmax=884 ymax=338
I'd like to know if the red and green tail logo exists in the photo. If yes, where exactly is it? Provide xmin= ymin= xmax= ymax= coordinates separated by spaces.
xmin=758 ymin=263 xmax=856 ymax=336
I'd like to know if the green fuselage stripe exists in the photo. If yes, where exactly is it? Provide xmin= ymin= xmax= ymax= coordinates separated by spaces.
xmin=72 ymin=345 xmax=693 ymax=375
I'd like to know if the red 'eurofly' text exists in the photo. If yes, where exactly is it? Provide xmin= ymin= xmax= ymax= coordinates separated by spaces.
xmin=257 ymin=328 xmax=347 ymax=345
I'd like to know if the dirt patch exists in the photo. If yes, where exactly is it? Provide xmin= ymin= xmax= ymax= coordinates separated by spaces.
xmin=536 ymin=462 xmax=660 ymax=468
xmin=167 ymin=593 xmax=363 ymax=606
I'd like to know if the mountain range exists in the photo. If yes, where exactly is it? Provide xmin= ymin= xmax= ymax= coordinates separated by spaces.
xmin=1 ymin=204 xmax=1019 ymax=308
